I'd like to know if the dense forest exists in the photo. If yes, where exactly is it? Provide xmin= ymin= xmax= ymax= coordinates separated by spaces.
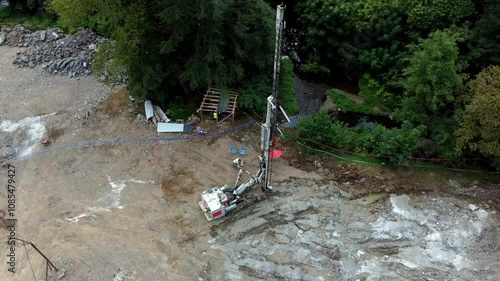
xmin=3 ymin=0 xmax=499 ymax=170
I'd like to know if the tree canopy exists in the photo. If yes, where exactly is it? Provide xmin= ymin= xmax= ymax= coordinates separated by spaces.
xmin=51 ymin=0 xmax=275 ymax=105
xmin=11 ymin=0 xmax=499 ymax=168
xmin=397 ymin=30 xmax=463 ymax=125
xmin=400 ymin=0 xmax=474 ymax=32
xmin=467 ymin=0 xmax=500 ymax=70
xmin=456 ymin=65 xmax=500 ymax=160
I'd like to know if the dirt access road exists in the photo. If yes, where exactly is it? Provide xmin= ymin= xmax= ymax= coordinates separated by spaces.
xmin=0 ymin=44 xmax=499 ymax=281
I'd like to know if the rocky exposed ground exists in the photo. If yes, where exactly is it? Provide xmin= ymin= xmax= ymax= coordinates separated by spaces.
xmin=0 ymin=25 xmax=103 ymax=78
xmin=209 ymin=178 xmax=499 ymax=280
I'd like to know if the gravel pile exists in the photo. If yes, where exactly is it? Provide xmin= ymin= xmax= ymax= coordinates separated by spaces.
xmin=0 ymin=25 xmax=64 ymax=47
xmin=293 ymin=76 xmax=329 ymax=116
xmin=0 ymin=25 xmax=104 ymax=78
xmin=282 ymin=114 xmax=304 ymax=127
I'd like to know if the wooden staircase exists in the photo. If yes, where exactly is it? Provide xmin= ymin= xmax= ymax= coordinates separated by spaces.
xmin=199 ymin=88 xmax=238 ymax=124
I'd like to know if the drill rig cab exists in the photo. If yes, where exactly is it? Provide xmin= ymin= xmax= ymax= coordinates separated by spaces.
xmin=199 ymin=4 xmax=285 ymax=221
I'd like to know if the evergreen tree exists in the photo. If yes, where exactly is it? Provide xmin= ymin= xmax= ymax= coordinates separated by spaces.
xmin=397 ymin=31 xmax=463 ymax=125
xmin=51 ymin=0 xmax=275 ymax=104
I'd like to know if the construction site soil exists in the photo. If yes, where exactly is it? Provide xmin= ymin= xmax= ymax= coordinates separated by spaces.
xmin=0 ymin=45 xmax=499 ymax=281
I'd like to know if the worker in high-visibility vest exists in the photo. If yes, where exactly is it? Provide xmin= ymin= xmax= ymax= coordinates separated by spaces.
xmin=213 ymin=111 xmax=218 ymax=120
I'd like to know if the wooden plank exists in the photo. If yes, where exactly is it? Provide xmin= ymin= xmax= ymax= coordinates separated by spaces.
xmin=156 ymin=106 xmax=170 ymax=122
xmin=153 ymin=106 xmax=162 ymax=122
xmin=218 ymin=114 xmax=233 ymax=124
xmin=153 ymin=112 xmax=161 ymax=123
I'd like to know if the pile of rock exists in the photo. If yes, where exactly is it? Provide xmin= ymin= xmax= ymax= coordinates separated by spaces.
xmin=1 ymin=25 xmax=104 ymax=78
xmin=0 ymin=25 xmax=65 ymax=47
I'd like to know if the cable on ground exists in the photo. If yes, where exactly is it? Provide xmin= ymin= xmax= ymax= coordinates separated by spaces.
xmin=0 ymin=120 xmax=256 ymax=164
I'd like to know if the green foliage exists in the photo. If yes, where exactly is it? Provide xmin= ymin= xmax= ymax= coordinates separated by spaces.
xmin=291 ymin=0 xmax=497 ymax=168
xmin=373 ymin=122 xmax=425 ymax=164
xmin=297 ymin=0 xmax=359 ymax=71
xmin=158 ymin=0 xmax=274 ymax=91
xmin=50 ymin=0 xmax=122 ymax=35
xmin=351 ymin=127 xmax=376 ymax=153
xmin=91 ymin=41 xmax=127 ymax=84
xmin=429 ymin=117 xmax=459 ymax=159
xmin=355 ymin=37 xmax=406 ymax=89
xmin=295 ymin=0 xmax=480 ymax=96
xmin=399 ymin=0 xmax=474 ymax=32
xmin=297 ymin=111 xmax=423 ymax=164
xmin=297 ymin=0 xmax=407 ymax=81
xmin=51 ymin=0 xmax=275 ymax=104
xmin=358 ymin=73 xmax=398 ymax=111
xmin=126 ymin=49 xmax=171 ymax=102
xmin=297 ymin=110 xmax=337 ymax=146
xmin=456 ymin=65 xmax=500 ymax=159
xmin=328 ymin=122 xmax=354 ymax=151
xmin=350 ymin=0 xmax=400 ymax=30
xmin=326 ymin=90 xmax=378 ymax=115
xmin=6 ymin=0 xmax=43 ymax=12
xmin=467 ymin=0 xmax=500 ymax=69
xmin=280 ymin=57 xmax=299 ymax=115
xmin=297 ymin=110 xmax=355 ymax=151
xmin=238 ymin=74 xmax=271 ymax=113
xmin=167 ymin=99 xmax=195 ymax=120
xmin=0 ymin=8 xmax=56 ymax=29
xmin=397 ymin=30 xmax=463 ymax=124
xmin=298 ymin=62 xmax=331 ymax=76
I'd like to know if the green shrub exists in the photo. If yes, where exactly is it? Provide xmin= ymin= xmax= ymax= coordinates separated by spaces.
xmin=280 ymin=57 xmax=299 ymax=115
xmin=326 ymin=89 xmax=377 ymax=115
xmin=0 ymin=9 xmax=56 ymax=29
xmin=492 ymin=159 xmax=500 ymax=172
xmin=91 ymin=41 xmax=127 ymax=84
xmin=299 ymin=62 xmax=331 ymax=76
xmin=297 ymin=110 xmax=335 ymax=145
xmin=358 ymin=73 xmax=399 ymax=111
xmin=352 ymin=127 xmax=376 ymax=153
xmin=329 ymin=121 xmax=353 ymax=150
xmin=373 ymin=122 xmax=425 ymax=164
xmin=168 ymin=99 xmax=194 ymax=120
xmin=297 ymin=111 xmax=425 ymax=164
xmin=238 ymin=74 xmax=271 ymax=114
xmin=429 ymin=116 xmax=458 ymax=159
xmin=297 ymin=110 xmax=353 ymax=150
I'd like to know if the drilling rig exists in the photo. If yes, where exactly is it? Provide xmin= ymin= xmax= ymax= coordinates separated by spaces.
xmin=198 ymin=4 xmax=286 ymax=221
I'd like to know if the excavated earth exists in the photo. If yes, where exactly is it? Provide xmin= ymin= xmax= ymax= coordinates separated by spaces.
xmin=0 ymin=40 xmax=499 ymax=281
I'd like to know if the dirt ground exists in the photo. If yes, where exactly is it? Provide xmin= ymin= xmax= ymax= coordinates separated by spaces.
xmin=0 ymin=45 xmax=318 ymax=280
xmin=0 ymin=45 xmax=499 ymax=281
